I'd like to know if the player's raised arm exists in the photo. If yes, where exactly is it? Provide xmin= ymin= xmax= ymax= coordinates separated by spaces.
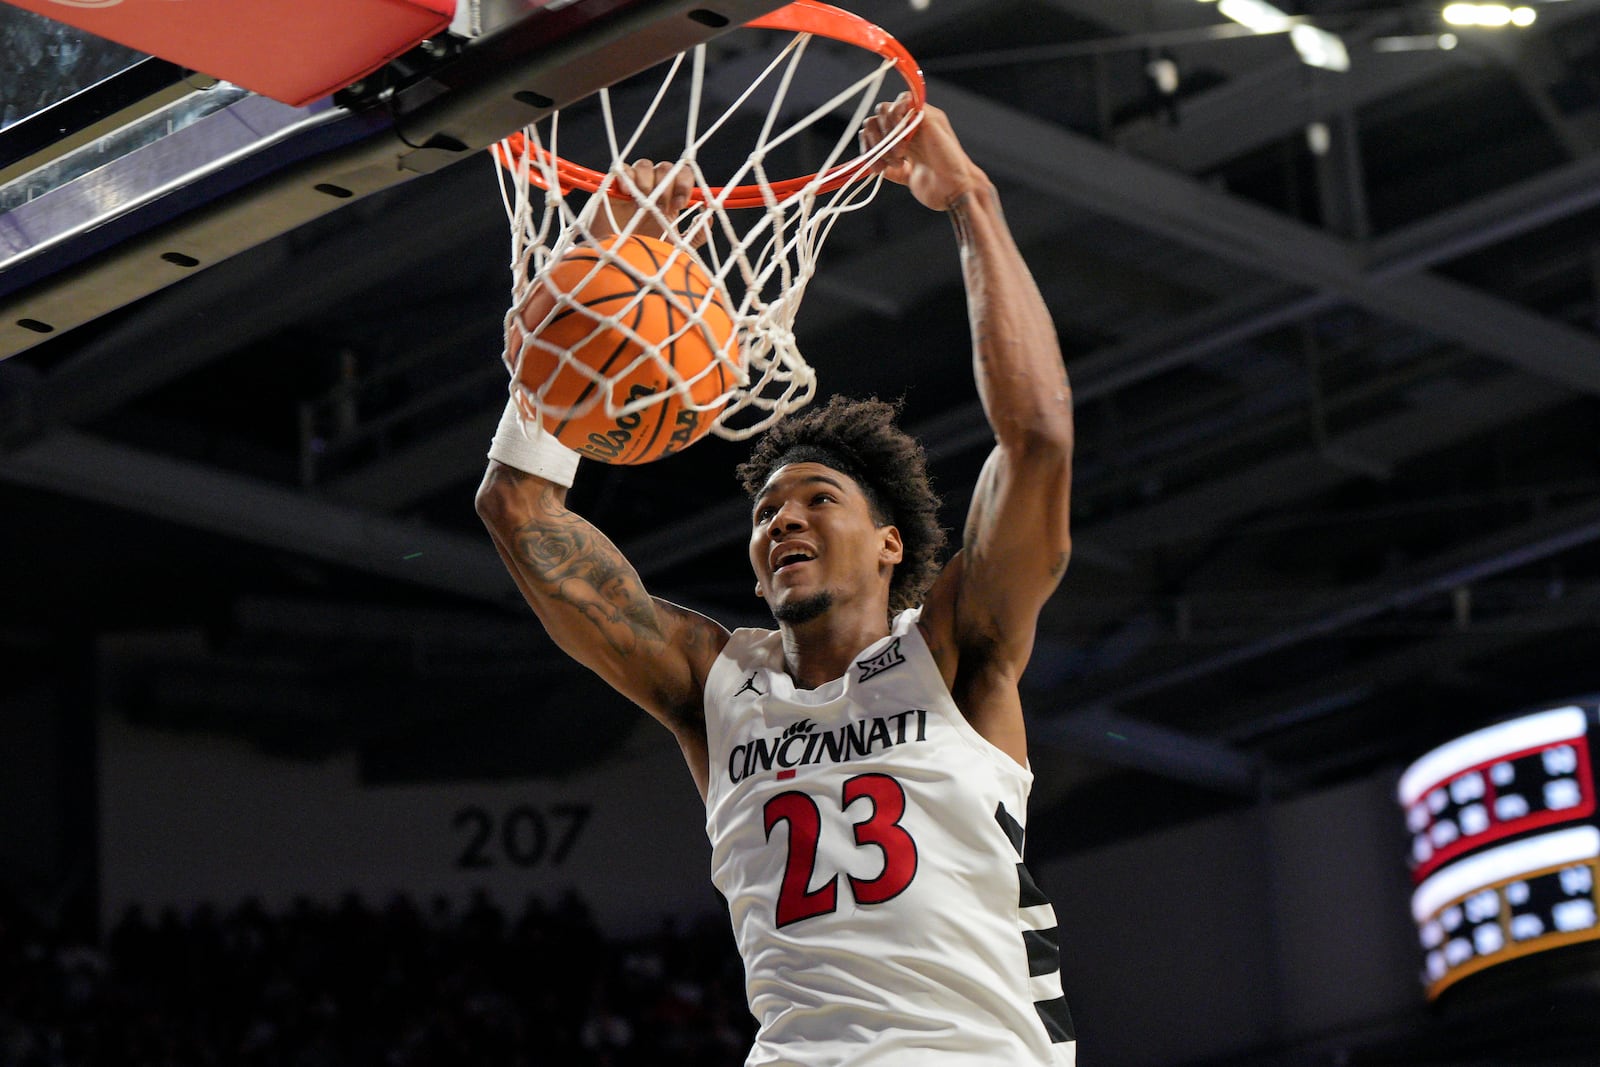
xmin=476 ymin=161 xmax=726 ymax=796
xmin=476 ymin=456 xmax=726 ymax=788
xmin=863 ymin=97 xmax=1073 ymax=756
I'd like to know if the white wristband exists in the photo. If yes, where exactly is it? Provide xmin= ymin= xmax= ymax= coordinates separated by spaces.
xmin=487 ymin=398 xmax=580 ymax=488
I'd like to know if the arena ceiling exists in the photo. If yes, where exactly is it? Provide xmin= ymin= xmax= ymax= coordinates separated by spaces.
xmin=5 ymin=0 xmax=1600 ymax=863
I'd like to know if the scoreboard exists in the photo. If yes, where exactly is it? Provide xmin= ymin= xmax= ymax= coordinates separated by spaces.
xmin=1398 ymin=704 xmax=1600 ymax=1001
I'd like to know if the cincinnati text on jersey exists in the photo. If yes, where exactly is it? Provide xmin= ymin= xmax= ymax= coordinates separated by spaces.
xmin=727 ymin=710 xmax=930 ymax=784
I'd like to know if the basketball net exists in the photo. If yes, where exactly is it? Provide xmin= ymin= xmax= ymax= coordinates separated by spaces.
xmin=494 ymin=1 xmax=923 ymax=442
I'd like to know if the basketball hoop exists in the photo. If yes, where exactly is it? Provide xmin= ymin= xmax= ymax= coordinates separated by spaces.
xmin=493 ymin=0 xmax=925 ymax=448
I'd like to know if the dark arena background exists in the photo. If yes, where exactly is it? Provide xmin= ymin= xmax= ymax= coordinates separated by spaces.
xmin=7 ymin=0 xmax=1600 ymax=1063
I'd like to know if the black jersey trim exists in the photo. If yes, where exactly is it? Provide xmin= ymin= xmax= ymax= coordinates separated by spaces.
xmin=1035 ymin=996 xmax=1076 ymax=1043
xmin=1017 ymin=862 xmax=1050 ymax=908
xmin=994 ymin=802 xmax=1025 ymax=856
xmin=999 ymin=802 xmax=1075 ymax=1047
xmin=1023 ymin=926 xmax=1061 ymax=977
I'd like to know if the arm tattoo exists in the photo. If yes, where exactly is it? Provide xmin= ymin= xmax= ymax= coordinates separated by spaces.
xmin=513 ymin=508 xmax=665 ymax=656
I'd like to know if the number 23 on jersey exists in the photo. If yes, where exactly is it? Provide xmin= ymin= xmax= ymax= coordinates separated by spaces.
xmin=762 ymin=772 xmax=920 ymax=927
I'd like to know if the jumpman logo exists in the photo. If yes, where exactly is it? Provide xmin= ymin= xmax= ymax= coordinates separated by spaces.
xmin=735 ymin=674 xmax=764 ymax=698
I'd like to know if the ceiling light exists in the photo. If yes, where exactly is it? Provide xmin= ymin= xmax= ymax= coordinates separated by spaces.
xmin=1291 ymin=23 xmax=1350 ymax=71
xmin=1306 ymin=121 xmax=1331 ymax=156
xmin=1146 ymin=56 xmax=1180 ymax=95
xmin=1216 ymin=0 xmax=1293 ymax=34
xmin=1209 ymin=0 xmax=1349 ymax=71
xmin=1443 ymin=3 xmax=1537 ymax=27
xmin=1373 ymin=32 xmax=1460 ymax=51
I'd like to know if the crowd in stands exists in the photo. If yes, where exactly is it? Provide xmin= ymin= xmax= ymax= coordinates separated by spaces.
xmin=0 ymin=889 xmax=754 ymax=1066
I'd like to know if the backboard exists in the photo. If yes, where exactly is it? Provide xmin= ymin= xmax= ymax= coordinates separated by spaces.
xmin=0 ymin=0 xmax=789 ymax=361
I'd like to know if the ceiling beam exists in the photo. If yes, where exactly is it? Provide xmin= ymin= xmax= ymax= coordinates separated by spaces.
xmin=1365 ymin=148 xmax=1600 ymax=275
xmin=1074 ymin=492 xmax=1600 ymax=713
xmin=1114 ymin=18 xmax=1442 ymax=172
xmin=1076 ymin=373 xmax=1567 ymax=555
xmin=1222 ymin=589 xmax=1600 ymax=750
xmin=0 ymin=430 xmax=519 ymax=605
xmin=1031 ymin=704 xmax=1261 ymax=797
xmin=934 ymin=79 xmax=1600 ymax=396
xmin=1476 ymin=31 xmax=1600 ymax=158
xmin=1105 ymin=2 xmax=1600 ymax=174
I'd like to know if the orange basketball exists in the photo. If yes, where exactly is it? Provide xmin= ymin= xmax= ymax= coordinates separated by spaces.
xmin=511 ymin=234 xmax=739 ymax=465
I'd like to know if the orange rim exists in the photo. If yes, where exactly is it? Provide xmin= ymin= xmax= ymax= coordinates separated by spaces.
xmin=496 ymin=0 xmax=925 ymax=210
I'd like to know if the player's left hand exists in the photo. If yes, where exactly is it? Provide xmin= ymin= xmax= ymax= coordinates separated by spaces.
xmin=860 ymin=94 xmax=990 ymax=212
xmin=591 ymin=160 xmax=705 ymax=245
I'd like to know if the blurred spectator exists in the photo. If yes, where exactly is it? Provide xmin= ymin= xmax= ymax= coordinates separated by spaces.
xmin=0 ymin=888 xmax=752 ymax=1066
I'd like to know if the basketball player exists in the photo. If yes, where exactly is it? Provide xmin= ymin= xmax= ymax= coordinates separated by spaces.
xmin=476 ymin=95 xmax=1075 ymax=1065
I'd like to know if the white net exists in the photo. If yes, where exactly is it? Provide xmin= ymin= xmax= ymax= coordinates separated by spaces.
xmin=494 ymin=6 xmax=922 ymax=450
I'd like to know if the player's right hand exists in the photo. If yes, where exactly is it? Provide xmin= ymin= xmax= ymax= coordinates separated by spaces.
xmin=861 ymin=95 xmax=990 ymax=213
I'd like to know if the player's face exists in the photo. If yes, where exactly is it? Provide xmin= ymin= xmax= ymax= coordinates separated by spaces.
xmin=749 ymin=462 xmax=902 ymax=623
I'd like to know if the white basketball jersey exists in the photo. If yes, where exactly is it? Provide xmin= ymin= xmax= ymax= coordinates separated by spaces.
xmin=703 ymin=608 xmax=1076 ymax=1067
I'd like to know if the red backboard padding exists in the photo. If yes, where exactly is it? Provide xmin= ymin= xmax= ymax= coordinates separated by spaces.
xmin=7 ymin=0 xmax=456 ymax=107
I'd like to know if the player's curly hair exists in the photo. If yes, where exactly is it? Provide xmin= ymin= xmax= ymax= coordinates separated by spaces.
xmin=736 ymin=396 xmax=946 ymax=615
